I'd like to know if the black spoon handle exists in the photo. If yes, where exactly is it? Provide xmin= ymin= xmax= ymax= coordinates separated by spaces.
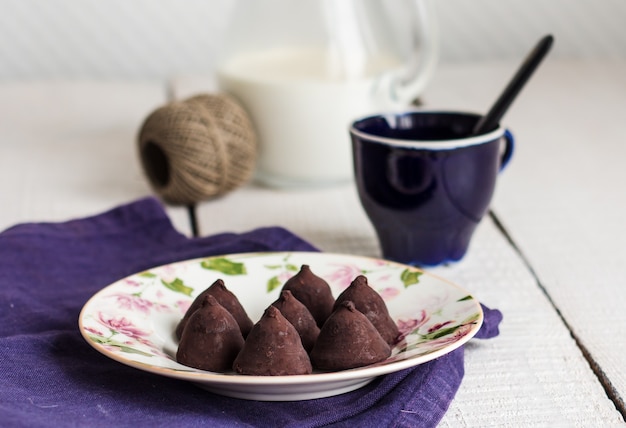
xmin=472 ymin=34 xmax=554 ymax=135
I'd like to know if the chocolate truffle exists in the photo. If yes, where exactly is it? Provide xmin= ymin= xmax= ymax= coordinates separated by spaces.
xmin=176 ymin=294 xmax=245 ymax=372
xmin=281 ymin=264 xmax=335 ymax=328
xmin=271 ymin=290 xmax=320 ymax=352
xmin=310 ymin=301 xmax=391 ymax=371
xmin=176 ymin=279 xmax=253 ymax=339
xmin=233 ymin=306 xmax=312 ymax=376
xmin=333 ymin=275 xmax=399 ymax=345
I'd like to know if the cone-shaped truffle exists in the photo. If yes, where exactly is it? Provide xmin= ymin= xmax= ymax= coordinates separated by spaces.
xmin=176 ymin=279 xmax=253 ymax=339
xmin=281 ymin=265 xmax=335 ymax=328
xmin=176 ymin=295 xmax=245 ymax=372
xmin=271 ymin=290 xmax=320 ymax=352
xmin=333 ymin=275 xmax=399 ymax=345
xmin=233 ymin=306 xmax=312 ymax=376
xmin=310 ymin=301 xmax=391 ymax=371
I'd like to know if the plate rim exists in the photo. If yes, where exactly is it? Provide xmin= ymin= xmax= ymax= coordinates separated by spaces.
xmin=78 ymin=251 xmax=483 ymax=387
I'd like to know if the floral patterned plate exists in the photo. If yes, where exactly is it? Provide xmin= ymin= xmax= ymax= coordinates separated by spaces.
xmin=79 ymin=251 xmax=482 ymax=401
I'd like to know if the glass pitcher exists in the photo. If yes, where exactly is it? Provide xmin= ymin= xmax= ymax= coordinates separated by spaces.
xmin=216 ymin=0 xmax=439 ymax=188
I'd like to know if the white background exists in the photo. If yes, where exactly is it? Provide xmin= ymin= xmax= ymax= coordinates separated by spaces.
xmin=1 ymin=0 xmax=625 ymax=81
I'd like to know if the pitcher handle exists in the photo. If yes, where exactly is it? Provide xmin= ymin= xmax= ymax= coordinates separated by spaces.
xmin=390 ymin=0 xmax=440 ymax=106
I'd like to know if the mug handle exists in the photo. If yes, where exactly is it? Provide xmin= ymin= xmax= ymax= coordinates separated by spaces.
xmin=500 ymin=129 xmax=515 ymax=171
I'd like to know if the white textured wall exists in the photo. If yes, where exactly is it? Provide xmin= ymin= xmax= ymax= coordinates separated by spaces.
xmin=0 ymin=0 xmax=625 ymax=80
xmin=0 ymin=0 xmax=236 ymax=80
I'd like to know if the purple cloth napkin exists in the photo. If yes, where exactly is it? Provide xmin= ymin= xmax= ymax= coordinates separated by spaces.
xmin=0 ymin=197 xmax=501 ymax=428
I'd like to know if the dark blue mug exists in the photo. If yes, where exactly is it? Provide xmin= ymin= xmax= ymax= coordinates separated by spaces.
xmin=350 ymin=110 xmax=514 ymax=266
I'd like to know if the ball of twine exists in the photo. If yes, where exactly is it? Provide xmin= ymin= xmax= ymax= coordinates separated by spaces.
xmin=137 ymin=93 xmax=257 ymax=205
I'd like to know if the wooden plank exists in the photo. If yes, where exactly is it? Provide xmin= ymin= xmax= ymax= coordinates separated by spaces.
xmin=424 ymin=59 xmax=626 ymax=420
xmin=190 ymin=183 xmax=378 ymax=255
xmin=436 ymin=215 xmax=624 ymax=426
xmin=498 ymin=61 xmax=626 ymax=415
xmin=0 ymin=81 xmax=192 ymax=236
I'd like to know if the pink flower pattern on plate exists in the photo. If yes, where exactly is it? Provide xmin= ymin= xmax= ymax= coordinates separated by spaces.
xmin=177 ymin=299 xmax=192 ymax=314
xmin=378 ymin=287 xmax=400 ymax=300
xmin=277 ymin=270 xmax=294 ymax=283
xmin=326 ymin=264 xmax=363 ymax=289
xmin=84 ymin=326 xmax=104 ymax=336
xmin=123 ymin=278 xmax=143 ymax=288
xmin=97 ymin=312 xmax=150 ymax=340
xmin=424 ymin=323 xmax=474 ymax=348
xmin=397 ymin=309 xmax=430 ymax=340
xmin=111 ymin=293 xmax=169 ymax=314
xmin=427 ymin=320 xmax=455 ymax=334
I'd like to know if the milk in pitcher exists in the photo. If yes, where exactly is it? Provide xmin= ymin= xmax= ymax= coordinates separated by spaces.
xmin=217 ymin=48 xmax=403 ymax=187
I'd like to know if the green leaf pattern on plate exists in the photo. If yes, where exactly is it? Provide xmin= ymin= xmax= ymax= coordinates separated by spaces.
xmin=89 ymin=334 xmax=154 ymax=357
xmin=264 ymin=255 xmax=299 ymax=292
xmin=138 ymin=271 xmax=157 ymax=278
xmin=400 ymin=269 xmax=422 ymax=288
xmin=201 ymin=257 xmax=247 ymax=275
xmin=161 ymin=278 xmax=194 ymax=296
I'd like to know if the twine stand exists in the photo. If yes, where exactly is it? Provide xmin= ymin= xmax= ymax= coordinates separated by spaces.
xmin=137 ymin=93 xmax=257 ymax=209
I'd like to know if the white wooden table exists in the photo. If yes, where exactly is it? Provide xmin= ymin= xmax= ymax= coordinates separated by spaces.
xmin=2 ymin=60 xmax=625 ymax=426
xmin=0 ymin=81 xmax=191 ymax=236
